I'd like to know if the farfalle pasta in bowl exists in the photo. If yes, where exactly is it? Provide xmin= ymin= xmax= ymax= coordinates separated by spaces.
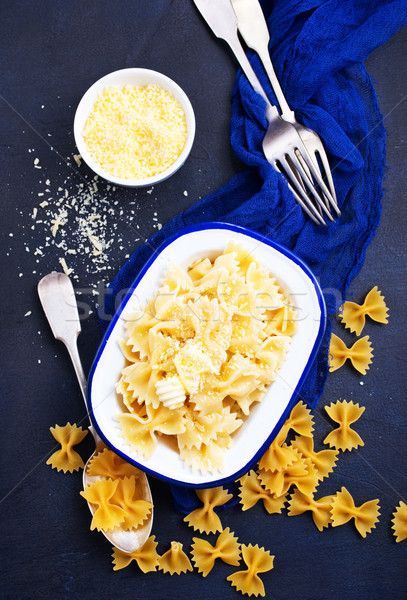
xmin=87 ymin=223 xmax=326 ymax=487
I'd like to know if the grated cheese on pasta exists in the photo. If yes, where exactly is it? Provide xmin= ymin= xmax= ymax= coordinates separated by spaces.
xmin=83 ymin=84 xmax=187 ymax=180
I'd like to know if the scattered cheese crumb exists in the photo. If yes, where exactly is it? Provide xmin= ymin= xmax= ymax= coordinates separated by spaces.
xmin=73 ymin=154 xmax=82 ymax=167
xmin=183 ymin=190 xmax=188 ymax=196
xmin=59 ymin=257 xmax=73 ymax=276
xmin=24 ymin=311 xmax=32 ymax=317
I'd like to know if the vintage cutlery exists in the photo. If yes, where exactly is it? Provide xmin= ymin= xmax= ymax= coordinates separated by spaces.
xmin=193 ymin=0 xmax=336 ymax=224
xmin=230 ymin=0 xmax=339 ymax=217
xmin=38 ymin=272 xmax=153 ymax=553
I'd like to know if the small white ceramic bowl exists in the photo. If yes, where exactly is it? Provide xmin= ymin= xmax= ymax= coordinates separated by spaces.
xmin=87 ymin=223 xmax=326 ymax=488
xmin=73 ymin=68 xmax=195 ymax=187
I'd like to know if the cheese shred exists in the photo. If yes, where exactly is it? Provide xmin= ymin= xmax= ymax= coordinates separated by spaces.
xmin=83 ymin=84 xmax=187 ymax=180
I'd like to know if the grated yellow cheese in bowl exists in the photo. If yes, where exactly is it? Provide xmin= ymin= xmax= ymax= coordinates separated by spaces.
xmin=82 ymin=84 xmax=188 ymax=180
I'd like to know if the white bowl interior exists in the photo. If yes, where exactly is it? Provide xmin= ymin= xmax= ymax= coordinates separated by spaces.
xmin=89 ymin=226 xmax=325 ymax=487
xmin=73 ymin=68 xmax=195 ymax=187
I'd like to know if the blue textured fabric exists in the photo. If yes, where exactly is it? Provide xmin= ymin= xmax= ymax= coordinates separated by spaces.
xmin=100 ymin=0 xmax=406 ymax=513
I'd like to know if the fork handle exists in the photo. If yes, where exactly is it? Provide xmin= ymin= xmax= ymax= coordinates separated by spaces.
xmin=231 ymin=0 xmax=295 ymax=122
xmin=225 ymin=30 xmax=279 ymax=123
xmin=254 ymin=46 xmax=296 ymax=123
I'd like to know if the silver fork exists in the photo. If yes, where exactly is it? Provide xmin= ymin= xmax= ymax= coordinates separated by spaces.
xmin=193 ymin=0 xmax=336 ymax=225
xmin=230 ymin=0 xmax=340 ymax=219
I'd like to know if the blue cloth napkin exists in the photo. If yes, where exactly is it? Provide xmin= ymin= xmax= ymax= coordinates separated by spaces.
xmin=101 ymin=0 xmax=406 ymax=512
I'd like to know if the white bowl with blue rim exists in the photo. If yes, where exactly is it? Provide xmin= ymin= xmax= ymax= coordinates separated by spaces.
xmin=87 ymin=222 xmax=326 ymax=488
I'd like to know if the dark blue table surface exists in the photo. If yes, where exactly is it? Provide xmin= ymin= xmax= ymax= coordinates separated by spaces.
xmin=1 ymin=2 xmax=406 ymax=599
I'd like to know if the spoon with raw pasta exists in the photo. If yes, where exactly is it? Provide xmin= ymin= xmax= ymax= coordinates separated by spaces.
xmin=38 ymin=272 xmax=153 ymax=553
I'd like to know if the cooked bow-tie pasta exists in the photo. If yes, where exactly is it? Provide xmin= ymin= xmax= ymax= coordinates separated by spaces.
xmin=116 ymin=243 xmax=297 ymax=472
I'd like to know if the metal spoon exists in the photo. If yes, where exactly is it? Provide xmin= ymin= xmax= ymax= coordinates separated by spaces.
xmin=38 ymin=271 xmax=153 ymax=553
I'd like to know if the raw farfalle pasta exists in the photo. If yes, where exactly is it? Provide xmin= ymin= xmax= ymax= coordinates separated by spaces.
xmin=258 ymin=454 xmax=319 ymax=498
xmin=329 ymin=333 xmax=373 ymax=375
xmin=46 ymin=422 xmax=88 ymax=473
xmin=80 ymin=478 xmax=127 ymax=531
xmin=341 ymin=286 xmax=388 ymax=336
xmin=226 ymin=544 xmax=274 ymax=598
xmin=158 ymin=541 xmax=193 ymax=575
xmin=291 ymin=435 xmax=338 ymax=481
xmin=287 ymin=489 xmax=335 ymax=531
xmin=111 ymin=536 xmax=159 ymax=572
xmin=116 ymin=243 xmax=297 ymax=472
xmin=258 ymin=426 xmax=298 ymax=473
xmin=284 ymin=400 xmax=314 ymax=438
xmin=184 ymin=486 xmax=233 ymax=533
xmin=391 ymin=501 xmax=407 ymax=543
xmin=87 ymin=447 xmax=141 ymax=479
xmin=238 ymin=470 xmax=287 ymax=514
xmin=323 ymin=400 xmax=365 ymax=452
xmin=191 ymin=528 xmax=241 ymax=577
xmin=110 ymin=476 xmax=152 ymax=530
xmin=330 ymin=487 xmax=380 ymax=537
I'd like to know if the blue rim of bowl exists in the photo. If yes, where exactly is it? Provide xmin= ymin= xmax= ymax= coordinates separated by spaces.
xmin=86 ymin=221 xmax=327 ymax=488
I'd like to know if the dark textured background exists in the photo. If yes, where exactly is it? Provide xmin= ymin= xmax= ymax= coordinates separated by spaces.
xmin=1 ymin=2 xmax=406 ymax=599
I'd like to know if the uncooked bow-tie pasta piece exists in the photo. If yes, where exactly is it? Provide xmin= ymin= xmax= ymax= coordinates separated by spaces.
xmin=329 ymin=333 xmax=373 ymax=375
xmin=287 ymin=489 xmax=335 ymax=531
xmin=158 ymin=541 xmax=193 ymax=575
xmin=323 ymin=400 xmax=365 ymax=452
xmin=184 ymin=487 xmax=233 ymax=533
xmin=110 ymin=476 xmax=153 ymax=530
xmin=238 ymin=470 xmax=287 ymax=514
xmin=291 ymin=435 xmax=338 ymax=481
xmin=111 ymin=536 xmax=159 ymax=572
xmin=80 ymin=479 xmax=127 ymax=531
xmin=227 ymin=544 xmax=274 ymax=598
xmin=391 ymin=501 xmax=407 ymax=543
xmin=46 ymin=422 xmax=88 ymax=473
xmin=258 ymin=426 xmax=298 ymax=473
xmin=191 ymin=527 xmax=241 ymax=577
xmin=258 ymin=454 xmax=319 ymax=498
xmin=340 ymin=286 xmax=388 ymax=336
xmin=330 ymin=487 xmax=380 ymax=537
xmin=285 ymin=401 xmax=315 ymax=438
xmin=87 ymin=447 xmax=141 ymax=479
xmin=116 ymin=244 xmax=297 ymax=472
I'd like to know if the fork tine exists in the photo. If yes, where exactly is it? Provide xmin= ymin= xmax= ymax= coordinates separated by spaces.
xmin=315 ymin=149 xmax=341 ymax=216
xmin=295 ymin=150 xmax=330 ymax=213
xmin=295 ymin=141 xmax=338 ymax=214
xmin=275 ymin=159 xmax=326 ymax=225
xmin=289 ymin=151 xmax=335 ymax=222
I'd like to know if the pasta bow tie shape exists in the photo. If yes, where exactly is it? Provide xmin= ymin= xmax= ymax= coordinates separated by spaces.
xmin=288 ymin=489 xmax=336 ymax=531
xmin=227 ymin=544 xmax=274 ymax=598
xmin=291 ymin=435 xmax=338 ymax=481
xmin=46 ymin=422 xmax=88 ymax=473
xmin=80 ymin=479 xmax=128 ymax=531
xmin=284 ymin=400 xmax=315 ymax=438
xmin=191 ymin=528 xmax=241 ymax=577
xmin=183 ymin=486 xmax=233 ymax=533
xmin=340 ymin=286 xmax=388 ymax=336
xmin=391 ymin=501 xmax=407 ymax=543
xmin=110 ymin=476 xmax=152 ymax=530
xmin=158 ymin=541 xmax=193 ymax=575
xmin=112 ymin=535 xmax=159 ymax=572
xmin=330 ymin=487 xmax=380 ymax=537
xmin=238 ymin=470 xmax=288 ymax=514
xmin=323 ymin=400 xmax=365 ymax=452
xmin=87 ymin=447 xmax=142 ymax=479
xmin=329 ymin=333 xmax=373 ymax=375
